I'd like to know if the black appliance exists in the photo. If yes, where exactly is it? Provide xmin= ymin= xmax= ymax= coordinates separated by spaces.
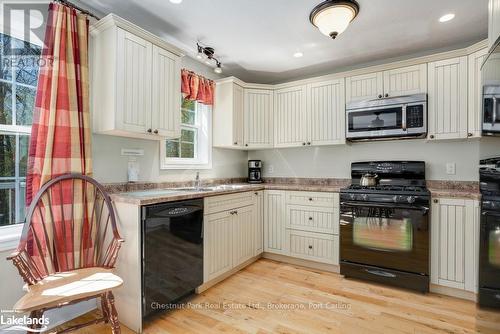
xmin=482 ymin=37 xmax=500 ymax=136
xmin=248 ymin=160 xmax=262 ymax=183
xmin=142 ymin=199 xmax=204 ymax=318
xmin=479 ymin=157 xmax=500 ymax=309
xmin=340 ymin=161 xmax=430 ymax=292
xmin=346 ymin=94 xmax=427 ymax=141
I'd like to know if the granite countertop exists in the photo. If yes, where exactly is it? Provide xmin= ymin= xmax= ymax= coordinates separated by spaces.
xmin=109 ymin=178 xmax=481 ymax=206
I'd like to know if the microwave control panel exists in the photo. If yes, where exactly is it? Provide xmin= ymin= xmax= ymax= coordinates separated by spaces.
xmin=406 ymin=105 xmax=424 ymax=128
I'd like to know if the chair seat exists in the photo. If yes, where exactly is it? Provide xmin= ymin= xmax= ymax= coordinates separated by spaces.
xmin=13 ymin=267 xmax=123 ymax=312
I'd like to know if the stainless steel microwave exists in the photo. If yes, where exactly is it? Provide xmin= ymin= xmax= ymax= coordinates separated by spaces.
xmin=346 ymin=93 xmax=427 ymax=141
xmin=482 ymin=36 xmax=500 ymax=136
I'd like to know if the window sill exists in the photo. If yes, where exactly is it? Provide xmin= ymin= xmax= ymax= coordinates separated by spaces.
xmin=161 ymin=161 xmax=213 ymax=170
xmin=0 ymin=224 xmax=23 ymax=252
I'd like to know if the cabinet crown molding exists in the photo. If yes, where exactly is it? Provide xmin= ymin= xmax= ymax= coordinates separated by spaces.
xmin=90 ymin=13 xmax=184 ymax=57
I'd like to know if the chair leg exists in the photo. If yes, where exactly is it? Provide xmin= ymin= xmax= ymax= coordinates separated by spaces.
xmin=100 ymin=293 xmax=109 ymax=323
xmin=28 ymin=309 xmax=44 ymax=332
xmin=104 ymin=291 xmax=121 ymax=334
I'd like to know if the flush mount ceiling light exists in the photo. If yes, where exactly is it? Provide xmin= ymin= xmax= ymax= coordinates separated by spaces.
xmin=293 ymin=51 xmax=304 ymax=58
xmin=169 ymin=0 xmax=183 ymax=4
xmin=309 ymin=0 xmax=360 ymax=39
xmin=439 ymin=13 xmax=455 ymax=23
xmin=196 ymin=43 xmax=223 ymax=74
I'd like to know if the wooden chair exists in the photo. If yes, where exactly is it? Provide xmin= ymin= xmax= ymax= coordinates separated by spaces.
xmin=7 ymin=174 xmax=124 ymax=333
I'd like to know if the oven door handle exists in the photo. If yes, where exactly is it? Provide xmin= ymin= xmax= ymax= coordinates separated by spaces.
xmin=341 ymin=201 xmax=429 ymax=212
xmin=402 ymin=104 xmax=407 ymax=131
xmin=365 ymin=269 xmax=397 ymax=278
xmin=493 ymin=96 xmax=497 ymax=126
xmin=481 ymin=210 xmax=500 ymax=217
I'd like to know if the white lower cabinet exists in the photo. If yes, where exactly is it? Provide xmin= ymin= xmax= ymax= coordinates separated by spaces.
xmin=431 ymin=198 xmax=480 ymax=292
xmin=204 ymin=191 xmax=263 ymax=282
xmin=264 ymin=190 xmax=340 ymax=265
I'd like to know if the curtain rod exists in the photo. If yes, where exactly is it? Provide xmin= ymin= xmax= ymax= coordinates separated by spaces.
xmin=54 ymin=0 xmax=101 ymax=20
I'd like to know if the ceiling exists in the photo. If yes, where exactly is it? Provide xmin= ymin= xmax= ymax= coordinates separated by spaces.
xmin=82 ymin=0 xmax=488 ymax=84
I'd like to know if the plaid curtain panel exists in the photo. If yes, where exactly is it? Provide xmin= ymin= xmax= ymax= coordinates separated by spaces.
xmin=181 ymin=69 xmax=215 ymax=105
xmin=25 ymin=3 xmax=92 ymax=273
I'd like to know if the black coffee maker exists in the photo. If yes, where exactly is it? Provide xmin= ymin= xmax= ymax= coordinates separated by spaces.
xmin=248 ymin=160 xmax=262 ymax=183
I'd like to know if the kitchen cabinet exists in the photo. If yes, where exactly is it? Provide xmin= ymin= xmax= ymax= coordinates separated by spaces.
xmin=489 ymin=0 xmax=500 ymax=50
xmin=288 ymin=230 xmax=339 ymax=265
xmin=254 ymin=190 xmax=264 ymax=255
xmin=90 ymin=14 xmax=183 ymax=140
xmin=213 ymin=80 xmax=244 ymax=148
xmin=431 ymin=198 xmax=480 ymax=292
xmin=244 ymin=89 xmax=274 ymax=148
xmin=308 ymin=79 xmax=346 ymax=145
xmin=468 ymin=48 xmax=488 ymax=138
xmin=264 ymin=190 xmax=287 ymax=254
xmin=204 ymin=191 xmax=263 ymax=282
xmin=427 ymin=56 xmax=468 ymax=140
xmin=345 ymin=64 xmax=427 ymax=103
xmin=274 ymin=85 xmax=308 ymax=147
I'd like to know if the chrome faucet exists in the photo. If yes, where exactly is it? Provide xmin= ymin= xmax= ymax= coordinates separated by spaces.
xmin=194 ymin=172 xmax=201 ymax=190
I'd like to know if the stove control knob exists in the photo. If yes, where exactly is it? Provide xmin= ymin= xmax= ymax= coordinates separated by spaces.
xmin=349 ymin=194 xmax=355 ymax=200
xmin=393 ymin=195 xmax=399 ymax=202
xmin=407 ymin=196 xmax=416 ymax=204
xmin=361 ymin=194 xmax=369 ymax=201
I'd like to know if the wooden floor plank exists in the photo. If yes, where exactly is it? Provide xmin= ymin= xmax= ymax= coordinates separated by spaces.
xmin=57 ymin=259 xmax=500 ymax=334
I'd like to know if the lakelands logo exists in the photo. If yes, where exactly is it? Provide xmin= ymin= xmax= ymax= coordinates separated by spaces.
xmin=1 ymin=313 xmax=50 ymax=332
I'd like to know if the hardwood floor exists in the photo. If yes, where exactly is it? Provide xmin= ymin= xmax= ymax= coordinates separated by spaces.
xmin=57 ymin=259 xmax=500 ymax=334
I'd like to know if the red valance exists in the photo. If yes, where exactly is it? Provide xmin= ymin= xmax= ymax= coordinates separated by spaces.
xmin=181 ymin=69 xmax=215 ymax=105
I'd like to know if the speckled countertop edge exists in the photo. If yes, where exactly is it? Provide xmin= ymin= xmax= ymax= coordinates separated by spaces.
xmin=109 ymin=178 xmax=481 ymax=205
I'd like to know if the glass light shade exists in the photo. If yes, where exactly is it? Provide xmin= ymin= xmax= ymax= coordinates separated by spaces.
xmin=214 ymin=66 xmax=222 ymax=74
xmin=312 ymin=5 xmax=356 ymax=38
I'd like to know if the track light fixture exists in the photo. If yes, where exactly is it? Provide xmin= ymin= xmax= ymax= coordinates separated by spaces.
xmin=196 ymin=43 xmax=223 ymax=74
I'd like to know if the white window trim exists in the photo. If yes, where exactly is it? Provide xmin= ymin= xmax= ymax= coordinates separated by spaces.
xmin=160 ymin=102 xmax=212 ymax=170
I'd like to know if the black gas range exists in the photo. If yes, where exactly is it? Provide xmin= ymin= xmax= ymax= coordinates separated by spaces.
xmin=340 ymin=161 xmax=430 ymax=293
xmin=479 ymin=158 xmax=500 ymax=309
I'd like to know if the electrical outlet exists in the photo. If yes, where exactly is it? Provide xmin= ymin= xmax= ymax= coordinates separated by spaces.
xmin=446 ymin=162 xmax=456 ymax=175
xmin=268 ymin=164 xmax=274 ymax=174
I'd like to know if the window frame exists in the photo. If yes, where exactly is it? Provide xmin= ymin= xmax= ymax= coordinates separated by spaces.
xmin=161 ymin=99 xmax=212 ymax=170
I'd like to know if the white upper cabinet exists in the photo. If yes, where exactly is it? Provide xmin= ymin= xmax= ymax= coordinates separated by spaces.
xmin=274 ymin=85 xmax=308 ymax=147
xmin=382 ymin=64 xmax=427 ymax=97
xmin=489 ymin=0 xmax=500 ymax=49
xmin=431 ymin=198 xmax=480 ymax=292
xmin=308 ymin=79 xmax=346 ymax=146
xmin=213 ymin=80 xmax=244 ymax=148
xmin=468 ymin=48 xmax=489 ymax=138
xmin=427 ymin=56 xmax=468 ymax=140
xmin=90 ymin=14 xmax=183 ymax=140
xmin=244 ymin=89 xmax=274 ymax=149
xmin=346 ymin=72 xmax=383 ymax=103
xmin=152 ymin=45 xmax=182 ymax=138
xmin=346 ymin=64 xmax=427 ymax=103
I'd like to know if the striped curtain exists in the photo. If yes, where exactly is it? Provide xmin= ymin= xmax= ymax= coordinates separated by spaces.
xmin=181 ymin=69 xmax=215 ymax=105
xmin=25 ymin=3 xmax=91 ymax=272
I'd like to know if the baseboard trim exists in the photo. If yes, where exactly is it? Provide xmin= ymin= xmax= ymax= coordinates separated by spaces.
xmin=430 ymin=284 xmax=477 ymax=302
xmin=262 ymin=252 xmax=340 ymax=273
xmin=196 ymin=254 xmax=262 ymax=293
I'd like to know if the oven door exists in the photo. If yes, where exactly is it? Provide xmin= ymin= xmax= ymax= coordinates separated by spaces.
xmin=483 ymin=95 xmax=500 ymax=134
xmin=347 ymin=105 xmax=405 ymax=139
xmin=340 ymin=201 xmax=429 ymax=275
xmin=479 ymin=208 xmax=500 ymax=290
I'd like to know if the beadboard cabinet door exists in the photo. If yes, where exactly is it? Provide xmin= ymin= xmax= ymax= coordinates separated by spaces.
xmin=244 ymin=89 xmax=274 ymax=148
xmin=116 ymin=29 xmax=153 ymax=134
xmin=232 ymin=205 xmax=257 ymax=266
xmin=431 ymin=198 xmax=480 ymax=292
xmin=382 ymin=64 xmax=427 ymax=97
xmin=489 ymin=0 xmax=500 ymax=49
xmin=233 ymin=84 xmax=245 ymax=147
xmin=254 ymin=191 xmax=264 ymax=255
xmin=213 ymin=81 xmax=244 ymax=148
xmin=308 ymin=79 xmax=346 ymax=145
xmin=427 ymin=57 xmax=468 ymax=140
xmin=274 ymin=86 xmax=308 ymax=147
xmin=264 ymin=190 xmax=287 ymax=255
xmin=345 ymin=72 xmax=383 ymax=103
xmin=152 ymin=45 xmax=181 ymax=138
xmin=204 ymin=211 xmax=233 ymax=282
xmin=468 ymin=48 xmax=488 ymax=138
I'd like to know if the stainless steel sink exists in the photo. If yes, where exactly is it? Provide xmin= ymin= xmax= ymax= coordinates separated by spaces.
xmin=125 ymin=189 xmax=187 ymax=197
xmin=212 ymin=184 xmax=247 ymax=190
xmin=174 ymin=187 xmax=215 ymax=192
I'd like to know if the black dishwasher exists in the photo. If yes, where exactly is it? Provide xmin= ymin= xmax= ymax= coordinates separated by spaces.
xmin=142 ymin=199 xmax=203 ymax=318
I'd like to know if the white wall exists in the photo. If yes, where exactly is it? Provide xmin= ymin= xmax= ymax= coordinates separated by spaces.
xmin=249 ymin=139 xmax=500 ymax=181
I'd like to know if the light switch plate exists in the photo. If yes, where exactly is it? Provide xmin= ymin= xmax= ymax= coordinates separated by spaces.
xmin=446 ymin=162 xmax=456 ymax=175
xmin=268 ymin=164 xmax=274 ymax=174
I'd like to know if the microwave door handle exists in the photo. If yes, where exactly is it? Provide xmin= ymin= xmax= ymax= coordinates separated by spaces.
xmin=402 ymin=105 xmax=407 ymax=131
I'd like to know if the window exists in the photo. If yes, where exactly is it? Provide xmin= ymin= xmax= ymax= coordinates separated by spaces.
xmin=0 ymin=33 xmax=40 ymax=227
xmin=161 ymin=98 xmax=212 ymax=169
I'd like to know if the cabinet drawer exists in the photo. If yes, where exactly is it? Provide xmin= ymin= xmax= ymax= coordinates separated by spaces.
xmin=205 ymin=191 xmax=256 ymax=215
xmin=285 ymin=191 xmax=338 ymax=208
xmin=286 ymin=205 xmax=339 ymax=235
xmin=287 ymin=230 xmax=339 ymax=265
